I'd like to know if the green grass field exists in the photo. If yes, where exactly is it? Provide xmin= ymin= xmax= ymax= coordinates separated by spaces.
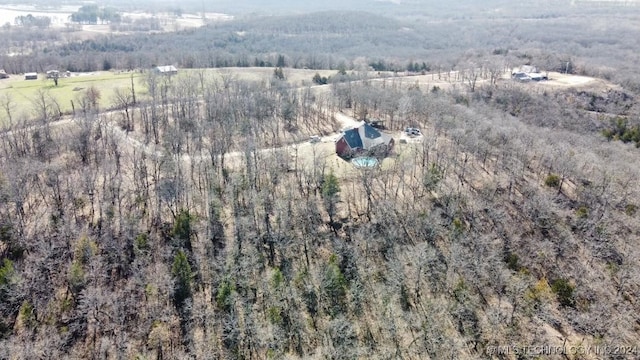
xmin=0 ymin=71 xmax=145 ymax=119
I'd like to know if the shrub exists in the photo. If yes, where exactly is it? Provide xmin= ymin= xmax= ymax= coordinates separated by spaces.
xmin=68 ymin=260 xmax=86 ymax=295
xmin=74 ymin=236 xmax=98 ymax=264
xmin=145 ymin=284 xmax=157 ymax=298
xmin=551 ymin=278 xmax=575 ymax=307
xmin=625 ymin=204 xmax=637 ymax=216
xmin=504 ymin=253 xmax=520 ymax=272
xmin=216 ymin=278 xmax=235 ymax=311
xmin=271 ymin=267 xmax=284 ymax=290
xmin=544 ymin=174 xmax=561 ymax=188
xmin=423 ymin=163 xmax=443 ymax=192
xmin=526 ymin=278 xmax=554 ymax=305
xmin=267 ymin=306 xmax=283 ymax=325
xmin=0 ymin=259 xmax=14 ymax=287
xmin=576 ymin=206 xmax=589 ymax=219
xmin=601 ymin=117 xmax=640 ymax=146
xmin=453 ymin=278 xmax=468 ymax=303
xmin=135 ymin=233 xmax=149 ymax=251
xmin=452 ymin=217 xmax=465 ymax=234
xmin=18 ymin=301 xmax=35 ymax=328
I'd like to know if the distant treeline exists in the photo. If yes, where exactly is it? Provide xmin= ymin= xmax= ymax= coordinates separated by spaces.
xmin=0 ymin=11 xmax=436 ymax=73
xmin=2 ymin=7 xmax=640 ymax=90
xmin=13 ymin=14 xmax=51 ymax=29
xmin=69 ymin=5 xmax=121 ymax=25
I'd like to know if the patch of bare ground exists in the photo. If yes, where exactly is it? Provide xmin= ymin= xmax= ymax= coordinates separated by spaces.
xmin=510 ymin=72 xmax=620 ymax=94
xmin=371 ymin=70 xmax=497 ymax=92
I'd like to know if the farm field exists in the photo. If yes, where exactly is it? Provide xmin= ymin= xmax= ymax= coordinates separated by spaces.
xmin=0 ymin=71 xmax=144 ymax=118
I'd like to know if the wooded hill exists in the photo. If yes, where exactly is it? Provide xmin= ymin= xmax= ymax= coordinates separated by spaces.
xmin=1 ymin=2 xmax=640 ymax=359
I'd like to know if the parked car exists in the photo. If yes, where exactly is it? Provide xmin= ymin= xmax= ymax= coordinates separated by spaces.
xmin=405 ymin=127 xmax=421 ymax=136
xmin=309 ymin=135 xmax=321 ymax=143
xmin=369 ymin=120 xmax=386 ymax=129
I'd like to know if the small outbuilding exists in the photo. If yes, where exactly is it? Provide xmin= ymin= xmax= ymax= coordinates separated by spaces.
xmin=153 ymin=65 xmax=178 ymax=76
xmin=46 ymin=70 xmax=59 ymax=79
xmin=25 ymin=72 xmax=38 ymax=80
xmin=512 ymin=65 xmax=547 ymax=82
xmin=0 ymin=69 xmax=8 ymax=79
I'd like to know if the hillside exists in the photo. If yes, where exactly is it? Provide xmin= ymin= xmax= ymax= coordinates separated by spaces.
xmin=1 ymin=2 xmax=640 ymax=359
xmin=0 ymin=61 xmax=639 ymax=358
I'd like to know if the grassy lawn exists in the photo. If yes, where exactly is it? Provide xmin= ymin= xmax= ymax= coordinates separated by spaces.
xmin=0 ymin=71 xmax=145 ymax=120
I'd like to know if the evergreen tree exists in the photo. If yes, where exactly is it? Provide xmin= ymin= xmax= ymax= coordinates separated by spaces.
xmin=273 ymin=67 xmax=285 ymax=80
xmin=171 ymin=250 xmax=193 ymax=308
xmin=172 ymin=209 xmax=193 ymax=251
xmin=322 ymin=170 xmax=340 ymax=225
xmin=312 ymin=73 xmax=328 ymax=85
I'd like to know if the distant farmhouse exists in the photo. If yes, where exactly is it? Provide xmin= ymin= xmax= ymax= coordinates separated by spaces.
xmin=0 ymin=69 xmax=8 ymax=79
xmin=335 ymin=121 xmax=394 ymax=159
xmin=46 ymin=70 xmax=59 ymax=79
xmin=153 ymin=65 xmax=178 ymax=76
xmin=24 ymin=72 xmax=38 ymax=80
xmin=512 ymin=65 xmax=548 ymax=82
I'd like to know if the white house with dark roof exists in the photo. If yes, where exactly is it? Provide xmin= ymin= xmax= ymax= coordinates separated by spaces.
xmin=512 ymin=65 xmax=548 ymax=82
xmin=153 ymin=65 xmax=178 ymax=76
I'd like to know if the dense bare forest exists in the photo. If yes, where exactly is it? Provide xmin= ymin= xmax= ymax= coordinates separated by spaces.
xmin=2 ymin=1 xmax=640 ymax=359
